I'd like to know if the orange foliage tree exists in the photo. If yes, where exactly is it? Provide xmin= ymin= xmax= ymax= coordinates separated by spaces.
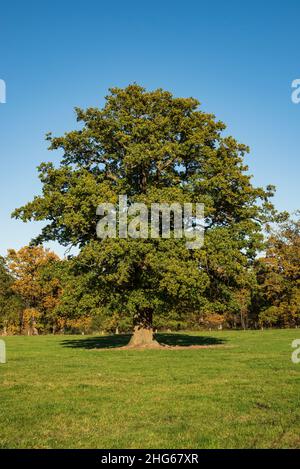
xmin=6 ymin=246 xmax=61 ymax=335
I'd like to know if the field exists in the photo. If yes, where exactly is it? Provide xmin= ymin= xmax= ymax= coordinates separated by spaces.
xmin=0 ymin=329 xmax=300 ymax=449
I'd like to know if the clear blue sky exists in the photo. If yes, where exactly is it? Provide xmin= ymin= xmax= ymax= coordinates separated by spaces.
xmin=0 ymin=0 xmax=299 ymax=257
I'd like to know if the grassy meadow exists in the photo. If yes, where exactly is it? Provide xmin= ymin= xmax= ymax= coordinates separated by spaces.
xmin=0 ymin=329 xmax=300 ymax=449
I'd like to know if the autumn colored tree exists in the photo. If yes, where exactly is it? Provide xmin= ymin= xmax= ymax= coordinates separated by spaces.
xmin=13 ymin=84 xmax=277 ymax=346
xmin=6 ymin=246 xmax=61 ymax=334
xmin=255 ymin=214 xmax=300 ymax=327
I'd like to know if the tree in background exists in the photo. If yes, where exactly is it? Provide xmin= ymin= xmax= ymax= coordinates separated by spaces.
xmin=0 ymin=256 xmax=22 ymax=335
xmin=255 ymin=214 xmax=300 ymax=328
xmin=6 ymin=246 xmax=61 ymax=335
xmin=44 ymin=257 xmax=98 ymax=334
xmin=13 ymin=84 xmax=277 ymax=346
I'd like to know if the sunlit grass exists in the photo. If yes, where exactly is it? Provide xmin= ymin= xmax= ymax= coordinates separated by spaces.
xmin=0 ymin=329 xmax=300 ymax=448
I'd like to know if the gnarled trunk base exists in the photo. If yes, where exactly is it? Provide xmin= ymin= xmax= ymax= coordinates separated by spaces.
xmin=127 ymin=326 xmax=161 ymax=349
xmin=126 ymin=309 xmax=162 ymax=348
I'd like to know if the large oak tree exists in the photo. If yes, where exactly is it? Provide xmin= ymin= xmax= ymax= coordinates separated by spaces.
xmin=13 ymin=84 xmax=277 ymax=346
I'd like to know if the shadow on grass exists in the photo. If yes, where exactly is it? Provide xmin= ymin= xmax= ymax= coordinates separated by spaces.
xmin=157 ymin=333 xmax=225 ymax=347
xmin=61 ymin=333 xmax=225 ymax=350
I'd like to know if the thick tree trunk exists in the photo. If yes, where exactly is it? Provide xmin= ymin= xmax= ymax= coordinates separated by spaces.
xmin=128 ymin=326 xmax=159 ymax=347
xmin=127 ymin=310 xmax=161 ymax=348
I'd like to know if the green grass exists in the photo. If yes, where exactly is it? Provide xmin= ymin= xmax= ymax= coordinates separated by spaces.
xmin=1 ymin=329 xmax=300 ymax=448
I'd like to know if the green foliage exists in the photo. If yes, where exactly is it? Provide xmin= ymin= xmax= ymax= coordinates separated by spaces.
xmin=255 ymin=214 xmax=300 ymax=327
xmin=0 ymin=256 xmax=22 ymax=334
xmin=12 ymin=84 xmax=278 ymax=328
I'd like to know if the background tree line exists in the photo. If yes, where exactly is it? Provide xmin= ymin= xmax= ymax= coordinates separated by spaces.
xmin=1 ymin=213 xmax=299 ymax=335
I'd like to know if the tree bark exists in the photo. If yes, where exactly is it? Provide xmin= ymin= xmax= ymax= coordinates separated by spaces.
xmin=127 ymin=310 xmax=161 ymax=348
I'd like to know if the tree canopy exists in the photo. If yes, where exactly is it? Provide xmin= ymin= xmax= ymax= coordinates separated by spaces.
xmin=12 ymin=84 xmax=279 ymax=345
xmin=255 ymin=214 xmax=300 ymax=327
xmin=0 ymin=256 xmax=22 ymax=335
xmin=6 ymin=246 xmax=61 ymax=334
